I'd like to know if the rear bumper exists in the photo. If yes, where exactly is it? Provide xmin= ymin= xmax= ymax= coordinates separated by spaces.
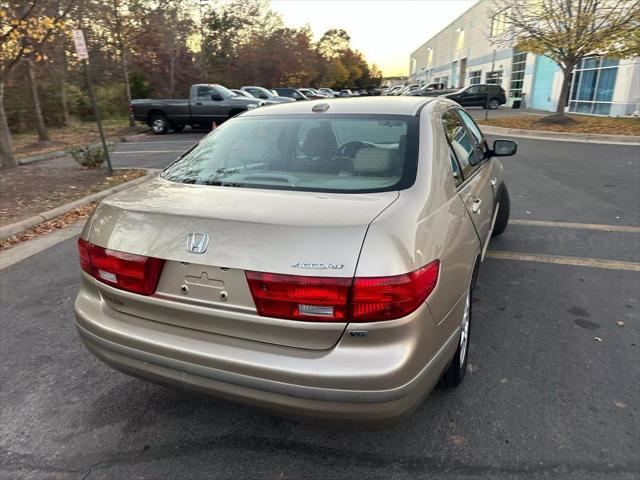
xmin=74 ymin=280 xmax=460 ymax=424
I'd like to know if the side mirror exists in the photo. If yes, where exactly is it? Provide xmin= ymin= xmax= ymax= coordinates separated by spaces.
xmin=210 ymin=93 xmax=224 ymax=101
xmin=491 ymin=139 xmax=517 ymax=157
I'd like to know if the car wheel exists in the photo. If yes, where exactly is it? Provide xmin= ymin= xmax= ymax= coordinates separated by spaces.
xmin=492 ymin=184 xmax=510 ymax=237
xmin=150 ymin=115 xmax=169 ymax=135
xmin=171 ymin=123 xmax=185 ymax=133
xmin=488 ymin=98 xmax=500 ymax=109
xmin=440 ymin=286 xmax=472 ymax=388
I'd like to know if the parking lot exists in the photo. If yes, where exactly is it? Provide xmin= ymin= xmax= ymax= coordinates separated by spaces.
xmin=1 ymin=130 xmax=638 ymax=479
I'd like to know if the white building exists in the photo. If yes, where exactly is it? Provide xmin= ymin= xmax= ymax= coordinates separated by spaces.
xmin=408 ymin=0 xmax=640 ymax=116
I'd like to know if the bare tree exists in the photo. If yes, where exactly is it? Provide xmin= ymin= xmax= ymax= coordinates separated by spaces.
xmin=26 ymin=58 xmax=50 ymax=142
xmin=0 ymin=0 xmax=67 ymax=167
xmin=490 ymin=0 xmax=640 ymax=117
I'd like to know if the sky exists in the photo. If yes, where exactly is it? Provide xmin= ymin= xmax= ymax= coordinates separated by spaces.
xmin=271 ymin=0 xmax=478 ymax=77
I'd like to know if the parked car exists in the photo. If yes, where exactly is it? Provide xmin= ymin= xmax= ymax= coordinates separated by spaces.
xmin=240 ymin=86 xmax=295 ymax=104
xmin=397 ymin=84 xmax=421 ymax=96
xmin=381 ymin=85 xmax=403 ymax=96
xmin=441 ymin=84 xmax=507 ymax=109
xmin=272 ymin=87 xmax=309 ymax=101
xmin=339 ymin=89 xmax=353 ymax=97
xmin=231 ymin=89 xmax=255 ymax=99
xmin=130 ymin=84 xmax=263 ymax=134
xmin=75 ymin=96 xmax=517 ymax=425
xmin=298 ymin=88 xmax=328 ymax=100
xmin=407 ymin=82 xmax=456 ymax=97
xmin=318 ymin=88 xmax=340 ymax=97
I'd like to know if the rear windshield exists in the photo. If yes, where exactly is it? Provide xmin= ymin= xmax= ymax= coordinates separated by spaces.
xmin=161 ymin=114 xmax=419 ymax=193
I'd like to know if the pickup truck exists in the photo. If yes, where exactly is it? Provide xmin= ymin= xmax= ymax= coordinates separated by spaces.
xmin=130 ymin=84 xmax=264 ymax=134
xmin=407 ymin=82 xmax=457 ymax=97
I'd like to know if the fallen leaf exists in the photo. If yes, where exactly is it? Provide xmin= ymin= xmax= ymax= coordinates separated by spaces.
xmin=614 ymin=401 xmax=626 ymax=408
xmin=593 ymin=337 xmax=603 ymax=342
xmin=616 ymin=321 xmax=625 ymax=327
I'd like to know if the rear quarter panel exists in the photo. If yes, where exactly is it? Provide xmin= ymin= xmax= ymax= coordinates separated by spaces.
xmin=356 ymin=102 xmax=480 ymax=330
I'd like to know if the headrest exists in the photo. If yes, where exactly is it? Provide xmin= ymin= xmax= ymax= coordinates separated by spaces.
xmin=353 ymin=148 xmax=397 ymax=174
xmin=301 ymin=127 xmax=337 ymax=158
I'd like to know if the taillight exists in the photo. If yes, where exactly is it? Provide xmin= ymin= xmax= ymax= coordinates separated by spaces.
xmin=77 ymin=237 xmax=164 ymax=296
xmin=245 ymin=272 xmax=351 ymax=321
xmin=245 ymin=260 xmax=439 ymax=323
xmin=351 ymin=261 xmax=440 ymax=322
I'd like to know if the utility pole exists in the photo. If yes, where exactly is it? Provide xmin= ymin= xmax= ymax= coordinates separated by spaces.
xmin=71 ymin=29 xmax=113 ymax=176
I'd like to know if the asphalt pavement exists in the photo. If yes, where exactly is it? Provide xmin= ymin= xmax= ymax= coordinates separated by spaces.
xmin=1 ymin=129 xmax=638 ymax=480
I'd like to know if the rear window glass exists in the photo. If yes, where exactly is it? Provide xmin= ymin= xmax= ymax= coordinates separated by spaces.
xmin=161 ymin=115 xmax=418 ymax=193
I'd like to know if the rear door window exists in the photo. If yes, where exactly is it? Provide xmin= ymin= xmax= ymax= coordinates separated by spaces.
xmin=441 ymin=110 xmax=480 ymax=179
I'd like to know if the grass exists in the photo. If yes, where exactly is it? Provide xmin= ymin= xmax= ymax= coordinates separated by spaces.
xmin=476 ymin=114 xmax=640 ymax=136
xmin=12 ymin=117 xmax=149 ymax=159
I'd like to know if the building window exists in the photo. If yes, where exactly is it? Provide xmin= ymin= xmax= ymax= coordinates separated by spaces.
xmin=486 ymin=70 xmax=503 ymax=85
xmin=433 ymin=77 xmax=440 ymax=83
xmin=441 ymin=75 xmax=449 ymax=87
xmin=490 ymin=12 xmax=506 ymax=37
xmin=509 ymin=50 xmax=527 ymax=98
xmin=469 ymin=70 xmax=482 ymax=85
xmin=568 ymin=56 xmax=619 ymax=115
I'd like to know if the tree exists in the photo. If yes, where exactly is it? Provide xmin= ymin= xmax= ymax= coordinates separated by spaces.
xmin=317 ymin=29 xmax=350 ymax=58
xmin=0 ymin=1 xmax=66 ymax=167
xmin=490 ymin=0 xmax=640 ymax=117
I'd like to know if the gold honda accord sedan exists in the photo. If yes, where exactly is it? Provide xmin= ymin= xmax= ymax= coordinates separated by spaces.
xmin=74 ymin=97 xmax=517 ymax=425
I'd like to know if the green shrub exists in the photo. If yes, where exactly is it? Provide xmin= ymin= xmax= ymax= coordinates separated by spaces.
xmin=69 ymin=144 xmax=112 ymax=169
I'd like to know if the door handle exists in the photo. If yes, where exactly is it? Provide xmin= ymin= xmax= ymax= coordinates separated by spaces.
xmin=490 ymin=177 xmax=497 ymax=189
xmin=471 ymin=198 xmax=482 ymax=213
xmin=195 ymin=102 xmax=203 ymax=105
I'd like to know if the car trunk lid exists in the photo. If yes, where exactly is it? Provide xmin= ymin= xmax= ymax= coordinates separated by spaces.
xmin=87 ymin=177 xmax=398 ymax=349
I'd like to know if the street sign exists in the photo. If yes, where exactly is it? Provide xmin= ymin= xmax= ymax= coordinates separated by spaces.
xmin=71 ymin=29 xmax=89 ymax=60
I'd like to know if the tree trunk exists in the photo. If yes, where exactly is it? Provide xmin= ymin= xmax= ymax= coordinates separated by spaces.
xmin=169 ymin=54 xmax=176 ymax=96
xmin=555 ymin=66 xmax=574 ymax=116
xmin=26 ymin=58 xmax=51 ymax=142
xmin=112 ymin=0 xmax=135 ymax=126
xmin=60 ymin=36 xmax=70 ymax=125
xmin=121 ymin=53 xmax=135 ymax=127
xmin=0 ymin=78 xmax=18 ymax=168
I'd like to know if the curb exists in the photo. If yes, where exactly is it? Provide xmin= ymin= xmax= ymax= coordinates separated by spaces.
xmin=479 ymin=125 xmax=640 ymax=144
xmin=18 ymin=150 xmax=66 ymax=165
xmin=0 ymin=169 xmax=157 ymax=240
xmin=16 ymin=131 xmax=150 ymax=165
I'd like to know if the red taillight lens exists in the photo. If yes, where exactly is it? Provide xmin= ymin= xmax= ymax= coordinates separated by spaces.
xmin=245 ymin=260 xmax=439 ymax=323
xmin=351 ymin=260 xmax=439 ymax=322
xmin=77 ymin=237 xmax=164 ymax=296
xmin=245 ymin=272 xmax=351 ymax=321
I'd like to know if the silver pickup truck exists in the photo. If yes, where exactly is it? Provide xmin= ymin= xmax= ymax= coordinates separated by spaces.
xmin=130 ymin=84 xmax=264 ymax=134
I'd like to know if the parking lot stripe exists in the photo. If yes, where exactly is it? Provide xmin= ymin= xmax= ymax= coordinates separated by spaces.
xmin=510 ymin=219 xmax=640 ymax=233
xmin=486 ymin=250 xmax=640 ymax=271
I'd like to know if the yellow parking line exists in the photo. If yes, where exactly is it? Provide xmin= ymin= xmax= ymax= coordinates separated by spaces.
xmin=486 ymin=250 xmax=640 ymax=272
xmin=510 ymin=219 xmax=640 ymax=233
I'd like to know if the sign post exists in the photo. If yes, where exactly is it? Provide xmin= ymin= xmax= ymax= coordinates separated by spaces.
xmin=71 ymin=29 xmax=113 ymax=175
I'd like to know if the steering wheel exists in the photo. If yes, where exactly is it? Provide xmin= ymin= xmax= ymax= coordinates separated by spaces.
xmin=337 ymin=141 xmax=371 ymax=158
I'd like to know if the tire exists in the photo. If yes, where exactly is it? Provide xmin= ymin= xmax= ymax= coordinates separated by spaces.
xmin=439 ymin=285 xmax=472 ymax=388
xmin=150 ymin=114 xmax=169 ymax=135
xmin=492 ymin=184 xmax=510 ymax=237
xmin=488 ymin=98 xmax=500 ymax=109
xmin=171 ymin=123 xmax=185 ymax=133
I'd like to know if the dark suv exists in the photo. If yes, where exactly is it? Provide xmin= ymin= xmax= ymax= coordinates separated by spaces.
xmin=442 ymin=84 xmax=506 ymax=109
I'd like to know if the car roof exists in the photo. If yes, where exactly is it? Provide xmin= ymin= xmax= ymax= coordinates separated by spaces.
xmin=241 ymin=96 xmax=439 ymax=117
